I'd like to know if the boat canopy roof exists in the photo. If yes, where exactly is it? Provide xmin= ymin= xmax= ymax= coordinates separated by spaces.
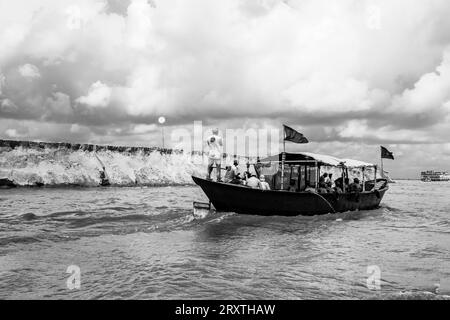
xmin=261 ymin=152 xmax=375 ymax=168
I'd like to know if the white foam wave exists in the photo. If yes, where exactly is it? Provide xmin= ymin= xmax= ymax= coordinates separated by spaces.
xmin=0 ymin=146 xmax=207 ymax=187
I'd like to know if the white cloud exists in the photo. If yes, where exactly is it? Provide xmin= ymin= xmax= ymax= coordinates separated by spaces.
xmin=3 ymin=0 xmax=450 ymax=123
xmin=76 ymin=81 xmax=112 ymax=108
xmin=339 ymin=120 xmax=369 ymax=139
xmin=0 ymin=24 xmax=29 ymax=65
xmin=70 ymin=124 xmax=82 ymax=133
xmin=282 ymin=76 xmax=373 ymax=113
xmin=65 ymin=5 xmax=83 ymax=30
xmin=389 ymin=47 xmax=450 ymax=114
xmin=18 ymin=64 xmax=41 ymax=79
xmin=339 ymin=121 xmax=432 ymax=144
xmin=132 ymin=124 xmax=157 ymax=134
xmin=5 ymin=129 xmax=20 ymax=138
xmin=126 ymin=0 xmax=153 ymax=49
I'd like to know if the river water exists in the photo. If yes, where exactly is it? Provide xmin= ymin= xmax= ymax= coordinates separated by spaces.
xmin=0 ymin=180 xmax=449 ymax=300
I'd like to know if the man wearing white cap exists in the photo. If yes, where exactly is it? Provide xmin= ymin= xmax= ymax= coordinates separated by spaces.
xmin=206 ymin=128 xmax=223 ymax=181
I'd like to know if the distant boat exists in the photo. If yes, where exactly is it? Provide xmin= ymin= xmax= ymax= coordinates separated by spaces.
xmin=420 ymin=170 xmax=450 ymax=182
xmin=193 ymin=152 xmax=389 ymax=216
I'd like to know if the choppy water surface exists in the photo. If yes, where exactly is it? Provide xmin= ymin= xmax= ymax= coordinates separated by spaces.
xmin=0 ymin=180 xmax=449 ymax=300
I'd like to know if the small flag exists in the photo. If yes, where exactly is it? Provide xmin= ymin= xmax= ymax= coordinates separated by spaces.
xmin=284 ymin=125 xmax=309 ymax=144
xmin=381 ymin=146 xmax=394 ymax=160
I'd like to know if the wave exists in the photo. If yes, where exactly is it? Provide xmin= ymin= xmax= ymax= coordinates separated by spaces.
xmin=0 ymin=139 xmax=208 ymax=187
xmin=0 ymin=209 xmax=232 ymax=247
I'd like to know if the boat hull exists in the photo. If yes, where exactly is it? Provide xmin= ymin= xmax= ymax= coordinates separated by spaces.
xmin=192 ymin=176 xmax=387 ymax=216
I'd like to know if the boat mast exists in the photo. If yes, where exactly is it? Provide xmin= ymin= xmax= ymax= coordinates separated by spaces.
xmin=315 ymin=162 xmax=319 ymax=190
xmin=374 ymin=165 xmax=378 ymax=189
xmin=341 ymin=165 xmax=346 ymax=193
xmin=362 ymin=166 xmax=366 ymax=192
xmin=281 ymin=139 xmax=286 ymax=190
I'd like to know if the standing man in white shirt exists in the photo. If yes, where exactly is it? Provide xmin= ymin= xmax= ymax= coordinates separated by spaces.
xmin=206 ymin=128 xmax=223 ymax=181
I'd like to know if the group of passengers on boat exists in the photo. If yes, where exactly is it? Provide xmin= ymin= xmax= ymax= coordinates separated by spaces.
xmin=205 ymin=128 xmax=368 ymax=194
xmin=222 ymin=160 xmax=271 ymax=190
xmin=316 ymin=173 xmax=362 ymax=194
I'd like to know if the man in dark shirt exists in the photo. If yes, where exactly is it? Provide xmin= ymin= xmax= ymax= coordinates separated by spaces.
xmin=229 ymin=160 xmax=242 ymax=184
xmin=349 ymin=178 xmax=362 ymax=193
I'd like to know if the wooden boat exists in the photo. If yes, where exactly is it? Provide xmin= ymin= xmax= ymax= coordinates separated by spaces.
xmin=192 ymin=152 xmax=389 ymax=216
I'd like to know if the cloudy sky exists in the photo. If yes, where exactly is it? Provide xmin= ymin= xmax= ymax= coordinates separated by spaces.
xmin=1 ymin=0 xmax=450 ymax=178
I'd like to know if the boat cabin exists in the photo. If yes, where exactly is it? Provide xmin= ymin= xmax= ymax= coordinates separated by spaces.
xmin=258 ymin=152 xmax=379 ymax=193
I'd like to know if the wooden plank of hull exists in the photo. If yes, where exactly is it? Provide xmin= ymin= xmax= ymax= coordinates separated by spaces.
xmin=192 ymin=176 xmax=387 ymax=216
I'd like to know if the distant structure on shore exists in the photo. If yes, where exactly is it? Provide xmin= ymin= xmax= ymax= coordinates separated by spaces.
xmin=420 ymin=170 xmax=450 ymax=182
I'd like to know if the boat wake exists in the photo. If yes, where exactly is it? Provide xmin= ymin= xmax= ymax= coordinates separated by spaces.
xmin=381 ymin=205 xmax=402 ymax=213
xmin=0 ymin=205 xmax=238 ymax=250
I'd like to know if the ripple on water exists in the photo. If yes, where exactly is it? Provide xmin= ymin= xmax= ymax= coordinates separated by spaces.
xmin=0 ymin=181 xmax=449 ymax=299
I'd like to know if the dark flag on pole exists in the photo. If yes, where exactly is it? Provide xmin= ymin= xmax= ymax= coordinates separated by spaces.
xmin=381 ymin=146 xmax=394 ymax=160
xmin=284 ymin=125 xmax=309 ymax=144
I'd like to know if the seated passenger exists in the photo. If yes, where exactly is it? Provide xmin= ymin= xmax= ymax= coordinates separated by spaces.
xmin=333 ymin=177 xmax=343 ymax=193
xmin=318 ymin=177 xmax=328 ymax=193
xmin=344 ymin=178 xmax=350 ymax=192
xmin=246 ymin=174 xmax=261 ymax=189
xmin=305 ymin=182 xmax=317 ymax=193
xmin=288 ymin=179 xmax=298 ymax=192
xmin=322 ymin=173 xmax=331 ymax=186
xmin=254 ymin=159 xmax=262 ymax=178
xmin=325 ymin=173 xmax=334 ymax=193
xmin=254 ymin=158 xmax=270 ymax=178
xmin=327 ymin=174 xmax=334 ymax=188
xmin=234 ymin=173 xmax=244 ymax=184
xmin=241 ymin=171 xmax=251 ymax=186
xmin=229 ymin=161 xmax=241 ymax=184
xmin=259 ymin=175 xmax=271 ymax=190
xmin=349 ymin=178 xmax=362 ymax=193
xmin=224 ymin=166 xmax=232 ymax=183
xmin=271 ymin=168 xmax=282 ymax=190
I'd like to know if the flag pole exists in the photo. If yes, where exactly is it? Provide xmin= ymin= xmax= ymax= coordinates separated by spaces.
xmin=281 ymin=134 xmax=285 ymax=190
xmin=374 ymin=165 xmax=377 ymax=189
